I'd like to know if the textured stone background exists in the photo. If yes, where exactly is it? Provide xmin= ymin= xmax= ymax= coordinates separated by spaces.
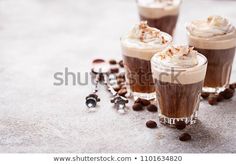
xmin=0 ymin=0 xmax=236 ymax=153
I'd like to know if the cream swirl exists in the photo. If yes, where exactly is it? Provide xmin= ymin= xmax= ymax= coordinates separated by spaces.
xmin=156 ymin=45 xmax=198 ymax=68
xmin=186 ymin=16 xmax=236 ymax=49
xmin=122 ymin=21 xmax=172 ymax=50
xmin=186 ymin=15 xmax=235 ymax=38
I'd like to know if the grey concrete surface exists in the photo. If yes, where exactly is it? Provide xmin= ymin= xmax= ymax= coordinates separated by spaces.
xmin=0 ymin=0 xmax=236 ymax=153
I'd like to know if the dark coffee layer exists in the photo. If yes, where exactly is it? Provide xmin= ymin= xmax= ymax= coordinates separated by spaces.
xmin=139 ymin=15 xmax=178 ymax=36
xmin=194 ymin=47 xmax=235 ymax=88
xmin=155 ymin=80 xmax=203 ymax=118
xmin=123 ymin=55 xmax=155 ymax=94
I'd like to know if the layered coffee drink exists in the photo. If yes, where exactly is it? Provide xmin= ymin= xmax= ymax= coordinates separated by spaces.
xmin=151 ymin=46 xmax=207 ymax=125
xmin=187 ymin=16 xmax=236 ymax=93
xmin=136 ymin=0 xmax=182 ymax=36
xmin=121 ymin=21 xmax=172 ymax=100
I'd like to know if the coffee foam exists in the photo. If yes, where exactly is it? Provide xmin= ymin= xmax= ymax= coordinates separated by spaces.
xmin=137 ymin=0 xmax=181 ymax=19
xmin=121 ymin=22 xmax=172 ymax=61
xmin=186 ymin=16 xmax=236 ymax=49
xmin=151 ymin=46 xmax=207 ymax=84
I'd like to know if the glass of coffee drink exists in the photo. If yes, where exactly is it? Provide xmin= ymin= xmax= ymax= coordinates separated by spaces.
xmin=136 ymin=0 xmax=182 ymax=36
xmin=187 ymin=16 xmax=236 ymax=93
xmin=121 ymin=21 xmax=172 ymax=100
xmin=151 ymin=45 xmax=207 ymax=125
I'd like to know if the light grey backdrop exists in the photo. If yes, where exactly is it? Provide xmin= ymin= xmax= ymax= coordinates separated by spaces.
xmin=0 ymin=0 xmax=235 ymax=153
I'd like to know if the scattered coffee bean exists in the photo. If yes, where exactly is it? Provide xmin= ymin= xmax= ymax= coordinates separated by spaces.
xmin=118 ymin=88 xmax=127 ymax=97
xmin=132 ymin=103 xmax=144 ymax=111
xmin=92 ymin=59 xmax=105 ymax=64
xmin=175 ymin=121 xmax=186 ymax=130
xmin=208 ymin=94 xmax=218 ymax=105
xmin=119 ymin=83 xmax=126 ymax=87
xmin=140 ymin=99 xmax=151 ymax=106
xmin=109 ymin=59 xmax=117 ymax=65
xmin=116 ymin=73 xmax=125 ymax=79
xmin=134 ymin=98 xmax=142 ymax=104
xmin=146 ymin=104 xmax=158 ymax=112
xmin=119 ymin=60 xmax=124 ymax=68
xmin=201 ymin=92 xmax=210 ymax=99
xmin=220 ymin=88 xmax=234 ymax=99
xmin=229 ymin=83 xmax=236 ymax=90
xmin=146 ymin=120 xmax=157 ymax=129
xmin=113 ymin=85 xmax=121 ymax=92
xmin=110 ymin=67 xmax=119 ymax=74
xmin=134 ymin=98 xmax=150 ymax=106
xmin=217 ymin=94 xmax=224 ymax=102
xmin=117 ymin=78 xmax=125 ymax=85
xmin=179 ymin=133 xmax=191 ymax=141
xmin=120 ymin=85 xmax=127 ymax=89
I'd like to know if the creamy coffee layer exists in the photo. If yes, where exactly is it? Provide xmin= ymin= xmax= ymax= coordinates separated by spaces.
xmin=187 ymin=15 xmax=236 ymax=49
xmin=151 ymin=45 xmax=207 ymax=84
xmin=137 ymin=0 xmax=181 ymax=19
xmin=121 ymin=21 xmax=172 ymax=61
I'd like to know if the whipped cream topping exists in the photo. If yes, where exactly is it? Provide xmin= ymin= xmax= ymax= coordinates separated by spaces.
xmin=186 ymin=16 xmax=236 ymax=49
xmin=122 ymin=21 xmax=172 ymax=49
xmin=121 ymin=21 xmax=172 ymax=60
xmin=151 ymin=45 xmax=207 ymax=84
xmin=187 ymin=15 xmax=235 ymax=38
xmin=157 ymin=45 xmax=198 ymax=68
xmin=137 ymin=0 xmax=181 ymax=19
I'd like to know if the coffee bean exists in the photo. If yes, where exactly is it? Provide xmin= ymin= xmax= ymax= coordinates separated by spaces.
xmin=217 ymin=94 xmax=224 ymax=102
xmin=117 ymin=78 xmax=125 ymax=85
xmin=146 ymin=120 xmax=157 ymax=129
xmin=229 ymin=83 xmax=236 ymax=90
xmin=113 ymin=85 xmax=121 ymax=92
xmin=134 ymin=98 xmax=142 ymax=104
xmin=175 ymin=121 xmax=186 ymax=130
xmin=208 ymin=94 xmax=218 ymax=105
xmin=110 ymin=67 xmax=119 ymax=74
xmin=132 ymin=103 xmax=144 ymax=111
xmin=134 ymin=98 xmax=150 ymax=106
xmin=147 ymin=104 xmax=158 ymax=112
xmin=118 ymin=88 xmax=127 ymax=97
xmin=92 ymin=59 xmax=105 ymax=64
xmin=201 ymin=92 xmax=210 ymax=99
xmin=116 ymin=73 xmax=125 ymax=79
xmin=140 ymin=99 xmax=151 ymax=106
xmin=220 ymin=88 xmax=234 ymax=99
xmin=179 ymin=133 xmax=191 ymax=141
xmin=119 ymin=60 xmax=124 ymax=68
xmin=109 ymin=59 xmax=117 ymax=65
xmin=120 ymin=85 xmax=127 ymax=89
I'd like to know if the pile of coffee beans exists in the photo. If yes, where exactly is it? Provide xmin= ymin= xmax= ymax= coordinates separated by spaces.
xmin=107 ymin=59 xmax=128 ymax=97
xmin=201 ymin=83 xmax=235 ymax=105
xmin=130 ymin=93 xmax=191 ymax=141
xmin=132 ymin=98 xmax=158 ymax=113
